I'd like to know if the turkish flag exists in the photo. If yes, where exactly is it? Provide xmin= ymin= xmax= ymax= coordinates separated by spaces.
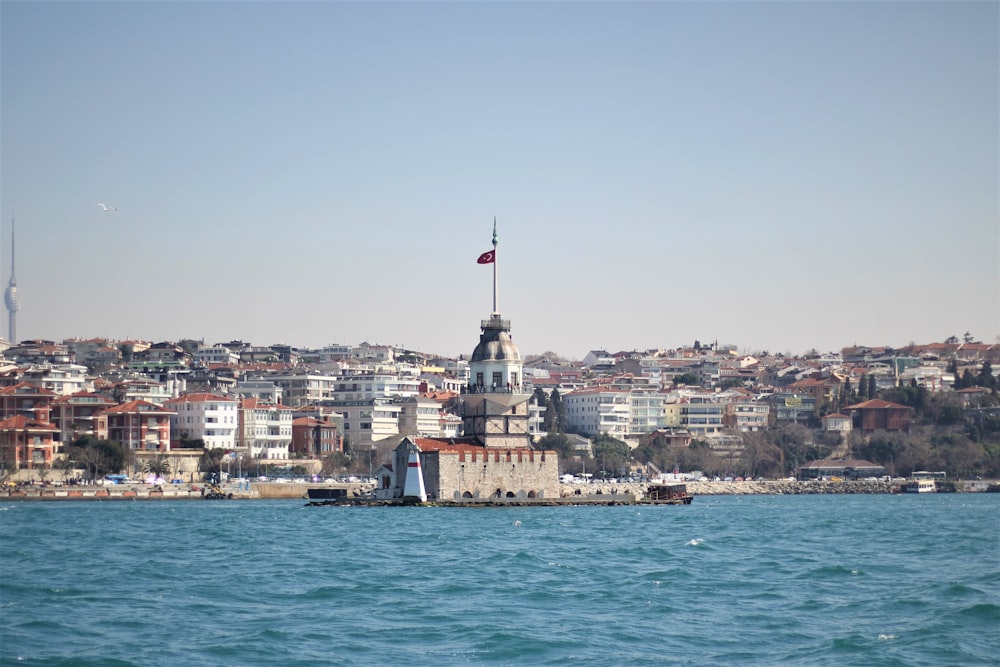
xmin=477 ymin=250 xmax=495 ymax=264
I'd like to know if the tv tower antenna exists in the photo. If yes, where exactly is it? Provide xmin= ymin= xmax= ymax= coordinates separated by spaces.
xmin=4 ymin=211 xmax=20 ymax=343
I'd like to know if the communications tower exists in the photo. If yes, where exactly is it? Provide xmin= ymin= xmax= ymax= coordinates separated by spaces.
xmin=4 ymin=214 xmax=20 ymax=343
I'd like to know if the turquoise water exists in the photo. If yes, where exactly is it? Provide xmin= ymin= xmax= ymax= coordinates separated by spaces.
xmin=1 ymin=495 xmax=998 ymax=666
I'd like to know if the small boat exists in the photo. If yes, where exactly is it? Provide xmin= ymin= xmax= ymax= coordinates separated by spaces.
xmin=645 ymin=482 xmax=693 ymax=504
xmin=903 ymin=479 xmax=936 ymax=493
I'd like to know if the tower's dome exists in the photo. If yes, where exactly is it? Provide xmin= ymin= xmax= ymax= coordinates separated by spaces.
xmin=470 ymin=316 xmax=520 ymax=363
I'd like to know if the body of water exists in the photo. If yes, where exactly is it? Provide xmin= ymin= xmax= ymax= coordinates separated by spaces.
xmin=1 ymin=494 xmax=998 ymax=666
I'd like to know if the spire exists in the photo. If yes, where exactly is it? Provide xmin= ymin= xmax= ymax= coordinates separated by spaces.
xmin=4 ymin=212 xmax=19 ymax=343
xmin=491 ymin=216 xmax=499 ymax=316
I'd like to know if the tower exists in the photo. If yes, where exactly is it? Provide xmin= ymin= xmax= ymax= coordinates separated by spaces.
xmin=463 ymin=219 xmax=532 ymax=448
xmin=4 ymin=213 xmax=19 ymax=343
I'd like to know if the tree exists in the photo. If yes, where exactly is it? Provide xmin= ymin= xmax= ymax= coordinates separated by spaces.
xmin=64 ymin=436 xmax=127 ymax=480
xmin=536 ymin=432 xmax=575 ymax=460
xmin=589 ymin=434 xmax=631 ymax=477
xmin=543 ymin=389 xmax=566 ymax=434
xmin=867 ymin=375 xmax=877 ymax=400
xmin=673 ymin=373 xmax=699 ymax=387
xmin=945 ymin=335 xmax=959 ymax=345
xmin=739 ymin=432 xmax=784 ymax=479
xmin=978 ymin=361 xmax=996 ymax=390
xmin=841 ymin=378 xmax=853 ymax=408
xmin=142 ymin=456 xmax=172 ymax=479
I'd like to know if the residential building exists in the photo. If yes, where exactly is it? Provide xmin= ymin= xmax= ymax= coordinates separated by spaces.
xmin=678 ymin=394 xmax=726 ymax=438
xmin=163 ymin=393 xmax=238 ymax=450
xmin=843 ymin=399 xmax=912 ymax=433
xmin=96 ymin=400 xmax=174 ymax=452
xmin=51 ymin=391 xmax=116 ymax=445
xmin=562 ymin=387 xmax=631 ymax=437
xmin=193 ymin=345 xmax=239 ymax=367
xmin=319 ymin=397 xmax=401 ymax=449
xmin=20 ymin=363 xmax=91 ymax=396
xmin=237 ymin=398 xmax=293 ymax=460
xmin=291 ymin=416 xmax=341 ymax=457
xmin=0 ymin=382 xmax=57 ymax=422
xmin=0 ymin=414 xmax=58 ymax=471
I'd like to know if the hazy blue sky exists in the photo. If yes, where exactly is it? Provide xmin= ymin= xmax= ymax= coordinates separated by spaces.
xmin=1 ymin=1 xmax=997 ymax=360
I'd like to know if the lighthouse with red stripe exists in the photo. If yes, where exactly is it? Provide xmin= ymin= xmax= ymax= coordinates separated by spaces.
xmin=401 ymin=440 xmax=428 ymax=504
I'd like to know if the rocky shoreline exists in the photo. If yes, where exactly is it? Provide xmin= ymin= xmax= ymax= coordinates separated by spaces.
xmin=560 ymin=479 xmax=944 ymax=497
xmin=6 ymin=479 xmax=996 ymax=501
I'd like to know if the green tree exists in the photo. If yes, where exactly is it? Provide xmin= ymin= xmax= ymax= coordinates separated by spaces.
xmin=543 ymin=389 xmax=566 ymax=434
xmin=867 ymin=375 xmax=877 ymax=400
xmin=590 ymin=433 xmax=631 ymax=477
xmin=142 ymin=456 xmax=172 ymax=479
xmin=673 ymin=373 xmax=699 ymax=387
xmin=64 ymin=436 xmax=127 ymax=480
xmin=536 ymin=432 xmax=575 ymax=460
xmin=978 ymin=361 xmax=996 ymax=389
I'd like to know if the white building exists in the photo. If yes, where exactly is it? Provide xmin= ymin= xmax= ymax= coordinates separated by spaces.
xmin=21 ymin=363 xmax=91 ymax=396
xmin=563 ymin=387 xmax=631 ymax=437
xmin=678 ymin=394 xmax=726 ymax=437
xmin=234 ymin=380 xmax=284 ymax=404
xmin=238 ymin=398 xmax=293 ymax=459
xmin=398 ymin=395 xmax=446 ymax=438
xmin=322 ymin=397 xmax=401 ymax=448
xmin=193 ymin=345 xmax=240 ymax=367
xmin=263 ymin=372 xmax=337 ymax=407
xmin=330 ymin=372 xmax=421 ymax=402
xmin=164 ymin=392 xmax=238 ymax=450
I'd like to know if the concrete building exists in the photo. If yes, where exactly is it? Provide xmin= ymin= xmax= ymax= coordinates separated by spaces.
xmin=237 ymin=398 xmax=293 ymax=459
xmin=562 ymin=387 xmax=631 ymax=437
xmin=51 ymin=391 xmax=116 ymax=445
xmin=291 ymin=416 xmax=341 ymax=457
xmin=96 ymin=400 xmax=174 ymax=452
xmin=0 ymin=414 xmax=58 ymax=472
xmin=163 ymin=393 xmax=238 ymax=450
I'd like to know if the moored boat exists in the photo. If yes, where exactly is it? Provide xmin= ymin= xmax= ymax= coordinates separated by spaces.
xmin=903 ymin=479 xmax=936 ymax=493
xmin=645 ymin=481 xmax=693 ymax=504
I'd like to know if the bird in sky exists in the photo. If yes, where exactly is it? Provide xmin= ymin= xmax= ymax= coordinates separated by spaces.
xmin=97 ymin=203 xmax=117 ymax=212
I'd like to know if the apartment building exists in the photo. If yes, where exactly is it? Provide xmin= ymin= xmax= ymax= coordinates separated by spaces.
xmin=96 ymin=400 xmax=174 ymax=452
xmin=678 ymin=394 xmax=726 ymax=438
xmin=237 ymin=398 xmax=293 ymax=459
xmin=319 ymin=397 xmax=401 ymax=448
xmin=193 ymin=345 xmax=240 ymax=367
xmin=163 ymin=393 xmax=238 ymax=450
xmin=563 ymin=387 xmax=631 ymax=437
xmin=51 ymin=391 xmax=116 ymax=444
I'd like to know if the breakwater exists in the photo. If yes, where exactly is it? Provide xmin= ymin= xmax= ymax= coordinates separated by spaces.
xmin=561 ymin=479 xmax=926 ymax=497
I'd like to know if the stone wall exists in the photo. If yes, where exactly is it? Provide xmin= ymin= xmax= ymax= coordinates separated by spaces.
xmin=431 ymin=449 xmax=560 ymax=500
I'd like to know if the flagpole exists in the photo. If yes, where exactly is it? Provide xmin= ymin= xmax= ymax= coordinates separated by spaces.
xmin=492 ymin=217 xmax=499 ymax=316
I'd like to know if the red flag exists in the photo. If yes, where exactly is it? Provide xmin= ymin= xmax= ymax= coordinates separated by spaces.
xmin=477 ymin=250 xmax=495 ymax=264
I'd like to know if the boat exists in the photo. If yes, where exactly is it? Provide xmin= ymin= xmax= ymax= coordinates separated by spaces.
xmin=645 ymin=481 xmax=693 ymax=504
xmin=903 ymin=479 xmax=936 ymax=493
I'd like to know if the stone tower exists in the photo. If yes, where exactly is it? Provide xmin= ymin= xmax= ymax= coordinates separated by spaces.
xmin=462 ymin=220 xmax=532 ymax=449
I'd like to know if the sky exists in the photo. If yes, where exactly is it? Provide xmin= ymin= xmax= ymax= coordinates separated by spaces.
xmin=1 ymin=1 xmax=997 ymax=361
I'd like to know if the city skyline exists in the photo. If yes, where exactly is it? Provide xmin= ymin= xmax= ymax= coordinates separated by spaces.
xmin=1 ymin=2 xmax=997 ymax=360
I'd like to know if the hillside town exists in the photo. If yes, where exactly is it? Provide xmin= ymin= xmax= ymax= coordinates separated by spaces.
xmin=1 ymin=330 xmax=997 ymax=489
